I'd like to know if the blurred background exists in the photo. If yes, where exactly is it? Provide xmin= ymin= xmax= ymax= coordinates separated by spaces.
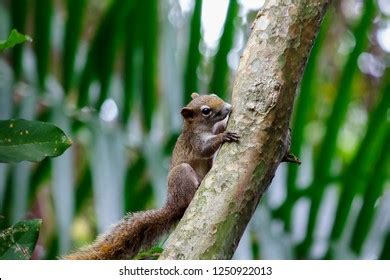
xmin=0 ymin=0 xmax=389 ymax=259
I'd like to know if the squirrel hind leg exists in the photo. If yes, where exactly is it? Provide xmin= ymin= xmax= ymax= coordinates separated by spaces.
xmin=167 ymin=163 xmax=200 ymax=211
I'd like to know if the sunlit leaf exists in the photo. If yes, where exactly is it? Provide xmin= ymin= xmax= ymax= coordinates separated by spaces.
xmin=0 ymin=29 xmax=31 ymax=52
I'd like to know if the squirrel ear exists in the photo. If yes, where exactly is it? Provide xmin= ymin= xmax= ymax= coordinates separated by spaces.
xmin=181 ymin=107 xmax=194 ymax=119
xmin=210 ymin=93 xmax=218 ymax=97
xmin=191 ymin=92 xmax=200 ymax=99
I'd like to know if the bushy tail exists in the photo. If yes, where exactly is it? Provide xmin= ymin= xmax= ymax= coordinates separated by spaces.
xmin=63 ymin=206 xmax=180 ymax=260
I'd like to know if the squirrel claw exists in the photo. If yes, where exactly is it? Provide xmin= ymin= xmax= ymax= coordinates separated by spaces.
xmin=223 ymin=132 xmax=240 ymax=142
xmin=282 ymin=152 xmax=301 ymax=165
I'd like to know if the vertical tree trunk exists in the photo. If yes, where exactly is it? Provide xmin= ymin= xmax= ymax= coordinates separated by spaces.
xmin=160 ymin=0 xmax=330 ymax=260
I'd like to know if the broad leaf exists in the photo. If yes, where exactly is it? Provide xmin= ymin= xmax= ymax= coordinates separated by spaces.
xmin=0 ymin=29 xmax=32 ymax=52
xmin=0 ymin=219 xmax=42 ymax=260
xmin=0 ymin=119 xmax=72 ymax=163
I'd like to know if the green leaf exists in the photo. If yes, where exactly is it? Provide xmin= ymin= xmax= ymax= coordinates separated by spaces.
xmin=134 ymin=246 xmax=163 ymax=260
xmin=0 ymin=219 xmax=42 ymax=260
xmin=33 ymin=0 xmax=53 ymax=90
xmin=0 ymin=119 xmax=72 ymax=163
xmin=11 ymin=0 xmax=29 ymax=79
xmin=141 ymin=0 xmax=159 ymax=131
xmin=183 ymin=0 xmax=203 ymax=105
xmin=328 ymin=69 xmax=390 ymax=248
xmin=122 ymin=5 xmax=139 ymax=124
xmin=297 ymin=0 xmax=377 ymax=257
xmin=62 ymin=0 xmax=87 ymax=94
xmin=350 ymin=127 xmax=390 ymax=255
xmin=77 ymin=0 xmax=136 ymax=108
xmin=380 ymin=232 xmax=390 ymax=260
xmin=0 ymin=29 xmax=32 ymax=52
xmin=208 ymin=0 xmax=238 ymax=99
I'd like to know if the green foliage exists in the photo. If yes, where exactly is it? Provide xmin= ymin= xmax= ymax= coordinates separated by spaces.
xmin=77 ymin=0 xmax=136 ymax=109
xmin=62 ymin=0 xmax=86 ymax=94
xmin=122 ymin=5 xmax=139 ymax=124
xmin=140 ymin=0 xmax=159 ymax=131
xmin=0 ymin=219 xmax=42 ymax=260
xmin=33 ymin=0 xmax=53 ymax=90
xmin=380 ymin=233 xmax=390 ymax=260
xmin=0 ymin=29 xmax=31 ymax=52
xmin=209 ymin=0 xmax=238 ymax=99
xmin=10 ymin=0 xmax=29 ymax=80
xmin=329 ymin=69 xmax=390 ymax=247
xmin=0 ymin=119 xmax=72 ymax=163
xmin=183 ymin=0 xmax=203 ymax=105
xmin=134 ymin=246 xmax=163 ymax=260
xmin=296 ymin=0 xmax=378 ymax=257
xmin=350 ymin=128 xmax=390 ymax=255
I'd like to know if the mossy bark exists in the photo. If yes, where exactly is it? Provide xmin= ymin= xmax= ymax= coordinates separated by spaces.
xmin=160 ymin=0 xmax=330 ymax=260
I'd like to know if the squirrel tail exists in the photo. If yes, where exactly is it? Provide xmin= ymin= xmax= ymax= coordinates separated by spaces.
xmin=63 ymin=206 xmax=180 ymax=260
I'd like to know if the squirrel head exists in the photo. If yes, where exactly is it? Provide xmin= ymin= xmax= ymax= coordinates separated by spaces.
xmin=181 ymin=93 xmax=232 ymax=129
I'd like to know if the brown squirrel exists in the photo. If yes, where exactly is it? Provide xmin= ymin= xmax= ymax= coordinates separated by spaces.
xmin=64 ymin=92 xmax=239 ymax=259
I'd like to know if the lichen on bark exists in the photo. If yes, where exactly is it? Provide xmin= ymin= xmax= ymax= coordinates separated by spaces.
xmin=160 ymin=0 xmax=330 ymax=260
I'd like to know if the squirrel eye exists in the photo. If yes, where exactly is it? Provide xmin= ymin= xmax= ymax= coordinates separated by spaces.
xmin=201 ymin=107 xmax=211 ymax=115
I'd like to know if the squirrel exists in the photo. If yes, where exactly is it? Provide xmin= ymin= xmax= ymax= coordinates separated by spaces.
xmin=63 ymin=92 xmax=240 ymax=260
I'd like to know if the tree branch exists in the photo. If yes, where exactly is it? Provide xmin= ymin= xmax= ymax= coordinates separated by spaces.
xmin=160 ymin=0 xmax=330 ymax=260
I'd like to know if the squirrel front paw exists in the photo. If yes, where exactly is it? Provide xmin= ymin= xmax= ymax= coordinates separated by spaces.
xmin=222 ymin=131 xmax=240 ymax=142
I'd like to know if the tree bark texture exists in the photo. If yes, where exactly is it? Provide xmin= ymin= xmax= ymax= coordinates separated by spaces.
xmin=160 ymin=0 xmax=330 ymax=260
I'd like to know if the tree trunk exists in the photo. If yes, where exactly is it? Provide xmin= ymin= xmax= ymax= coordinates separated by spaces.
xmin=160 ymin=0 xmax=330 ymax=260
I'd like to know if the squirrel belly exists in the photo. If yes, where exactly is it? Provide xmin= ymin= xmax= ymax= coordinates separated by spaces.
xmin=63 ymin=93 xmax=239 ymax=260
